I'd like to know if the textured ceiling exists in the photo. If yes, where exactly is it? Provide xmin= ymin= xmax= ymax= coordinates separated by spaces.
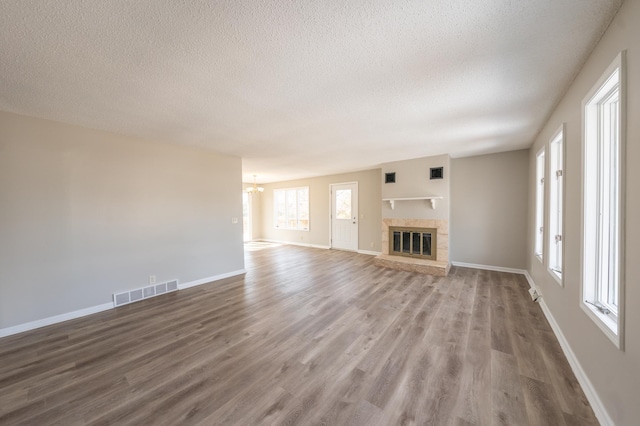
xmin=0 ymin=0 xmax=622 ymax=183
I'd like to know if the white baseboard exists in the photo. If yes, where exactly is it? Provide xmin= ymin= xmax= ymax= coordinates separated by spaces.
xmin=0 ymin=269 xmax=248 ymax=339
xmin=523 ymin=273 xmax=613 ymax=426
xmin=256 ymin=239 xmax=331 ymax=250
xmin=179 ymin=269 xmax=247 ymax=290
xmin=451 ymin=261 xmax=526 ymax=275
xmin=0 ymin=302 xmax=113 ymax=338
xmin=452 ymin=262 xmax=612 ymax=424
xmin=357 ymin=249 xmax=382 ymax=256
xmin=256 ymin=240 xmax=380 ymax=255
xmin=523 ymin=270 xmax=537 ymax=291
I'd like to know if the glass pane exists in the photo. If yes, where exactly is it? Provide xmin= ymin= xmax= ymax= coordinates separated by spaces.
xmin=275 ymin=190 xmax=286 ymax=228
xmin=298 ymin=188 xmax=309 ymax=230
xmin=286 ymin=189 xmax=297 ymax=228
xmin=393 ymin=231 xmax=401 ymax=252
xmin=535 ymin=151 xmax=545 ymax=257
xmin=402 ymin=232 xmax=411 ymax=254
xmin=608 ymin=98 xmax=619 ymax=310
xmin=422 ymin=233 xmax=432 ymax=256
xmin=335 ymin=189 xmax=351 ymax=219
xmin=412 ymin=233 xmax=421 ymax=254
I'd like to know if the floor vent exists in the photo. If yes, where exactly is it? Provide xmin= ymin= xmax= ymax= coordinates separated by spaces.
xmin=113 ymin=279 xmax=179 ymax=307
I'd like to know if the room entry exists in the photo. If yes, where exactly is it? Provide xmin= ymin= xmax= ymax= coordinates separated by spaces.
xmin=242 ymin=192 xmax=252 ymax=242
xmin=330 ymin=182 xmax=358 ymax=251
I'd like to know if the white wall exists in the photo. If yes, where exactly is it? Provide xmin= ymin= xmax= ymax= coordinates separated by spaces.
xmin=258 ymin=169 xmax=382 ymax=252
xmin=0 ymin=111 xmax=245 ymax=330
xmin=451 ymin=150 xmax=529 ymax=269
xmin=381 ymin=154 xmax=450 ymax=221
xmin=527 ymin=1 xmax=640 ymax=424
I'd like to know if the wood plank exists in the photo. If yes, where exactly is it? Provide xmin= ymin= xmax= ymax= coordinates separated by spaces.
xmin=491 ymin=349 xmax=528 ymax=425
xmin=521 ymin=375 xmax=567 ymax=426
xmin=0 ymin=247 xmax=599 ymax=425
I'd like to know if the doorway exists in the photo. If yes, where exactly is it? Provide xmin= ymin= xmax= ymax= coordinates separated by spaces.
xmin=330 ymin=182 xmax=358 ymax=251
xmin=242 ymin=192 xmax=252 ymax=242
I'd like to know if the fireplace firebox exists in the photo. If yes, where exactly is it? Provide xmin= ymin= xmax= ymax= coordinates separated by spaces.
xmin=389 ymin=226 xmax=437 ymax=260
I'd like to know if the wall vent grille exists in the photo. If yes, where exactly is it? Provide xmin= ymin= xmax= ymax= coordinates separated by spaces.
xmin=114 ymin=292 xmax=130 ymax=306
xmin=113 ymin=279 xmax=179 ymax=307
xmin=130 ymin=289 xmax=144 ymax=302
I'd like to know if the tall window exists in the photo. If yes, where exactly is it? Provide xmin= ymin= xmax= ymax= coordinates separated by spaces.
xmin=548 ymin=126 xmax=564 ymax=283
xmin=581 ymin=51 xmax=625 ymax=349
xmin=534 ymin=148 xmax=545 ymax=261
xmin=274 ymin=187 xmax=309 ymax=230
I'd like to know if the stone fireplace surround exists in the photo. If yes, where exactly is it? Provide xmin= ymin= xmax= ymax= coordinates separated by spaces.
xmin=374 ymin=218 xmax=450 ymax=276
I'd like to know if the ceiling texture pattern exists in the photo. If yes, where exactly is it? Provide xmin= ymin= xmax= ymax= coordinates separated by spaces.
xmin=0 ymin=0 xmax=623 ymax=182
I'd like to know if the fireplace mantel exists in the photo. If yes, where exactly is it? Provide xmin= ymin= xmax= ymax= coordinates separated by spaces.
xmin=382 ymin=196 xmax=443 ymax=210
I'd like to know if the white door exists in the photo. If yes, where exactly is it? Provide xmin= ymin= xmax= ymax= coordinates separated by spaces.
xmin=331 ymin=182 xmax=358 ymax=251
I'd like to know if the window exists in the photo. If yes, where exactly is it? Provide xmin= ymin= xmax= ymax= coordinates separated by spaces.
xmin=581 ymin=51 xmax=625 ymax=349
xmin=335 ymin=189 xmax=352 ymax=219
xmin=548 ymin=125 xmax=565 ymax=283
xmin=534 ymin=147 xmax=545 ymax=261
xmin=274 ymin=187 xmax=309 ymax=230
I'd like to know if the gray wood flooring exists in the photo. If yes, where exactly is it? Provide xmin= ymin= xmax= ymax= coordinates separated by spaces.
xmin=0 ymin=243 xmax=598 ymax=425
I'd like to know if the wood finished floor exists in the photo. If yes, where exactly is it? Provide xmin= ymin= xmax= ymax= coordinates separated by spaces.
xmin=0 ymin=243 xmax=597 ymax=425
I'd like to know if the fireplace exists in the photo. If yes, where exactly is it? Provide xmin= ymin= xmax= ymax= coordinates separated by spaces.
xmin=389 ymin=226 xmax=437 ymax=260
xmin=375 ymin=218 xmax=450 ymax=276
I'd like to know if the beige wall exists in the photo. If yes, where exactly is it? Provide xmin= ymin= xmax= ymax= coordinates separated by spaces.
xmin=451 ymin=150 xmax=529 ymax=269
xmin=257 ymin=169 xmax=382 ymax=252
xmin=0 ymin=111 xmax=245 ymax=329
xmin=381 ymin=154 xmax=450 ymax=221
xmin=527 ymin=1 xmax=640 ymax=424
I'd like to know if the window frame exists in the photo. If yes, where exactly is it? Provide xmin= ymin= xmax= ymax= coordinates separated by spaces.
xmin=547 ymin=124 xmax=565 ymax=285
xmin=580 ymin=51 xmax=626 ymax=350
xmin=273 ymin=186 xmax=310 ymax=231
xmin=534 ymin=147 xmax=546 ymax=263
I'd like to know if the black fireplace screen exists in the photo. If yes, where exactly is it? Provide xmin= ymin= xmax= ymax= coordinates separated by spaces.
xmin=389 ymin=227 xmax=437 ymax=260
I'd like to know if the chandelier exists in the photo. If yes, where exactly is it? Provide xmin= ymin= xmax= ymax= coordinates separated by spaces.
xmin=246 ymin=175 xmax=264 ymax=194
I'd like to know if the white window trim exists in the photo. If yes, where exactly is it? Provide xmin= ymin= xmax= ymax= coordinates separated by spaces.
xmin=534 ymin=146 xmax=545 ymax=263
xmin=580 ymin=51 xmax=626 ymax=350
xmin=273 ymin=186 xmax=310 ymax=231
xmin=547 ymin=124 xmax=565 ymax=286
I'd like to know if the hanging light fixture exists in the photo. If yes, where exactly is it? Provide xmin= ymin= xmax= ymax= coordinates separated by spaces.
xmin=246 ymin=175 xmax=264 ymax=194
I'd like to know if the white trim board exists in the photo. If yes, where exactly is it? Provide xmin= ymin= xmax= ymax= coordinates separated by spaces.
xmin=453 ymin=261 xmax=613 ymax=425
xmin=0 ymin=302 xmax=113 ymax=338
xmin=451 ymin=261 xmax=526 ymax=275
xmin=257 ymin=239 xmax=379 ymax=255
xmin=524 ymin=272 xmax=613 ymax=426
xmin=178 ymin=269 xmax=247 ymax=290
xmin=357 ymin=249 xmax=381 ymax=256
xmin=0 ymin=269 xmax=248 ymax=339
xmin=257 ymin=239 xmax=331 ymax=250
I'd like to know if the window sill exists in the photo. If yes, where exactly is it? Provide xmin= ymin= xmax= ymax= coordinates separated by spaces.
xmin=548 ymin=268 xmax=563 ymax=286
xmin=274 ymin=227 xmax=310 ymax=232
xmin=580 ymin=301 xmax=622 ymax=350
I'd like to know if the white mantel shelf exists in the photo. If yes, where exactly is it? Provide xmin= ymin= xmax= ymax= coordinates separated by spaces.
xmin=382 ymin=196 xmax=444 ymax=210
